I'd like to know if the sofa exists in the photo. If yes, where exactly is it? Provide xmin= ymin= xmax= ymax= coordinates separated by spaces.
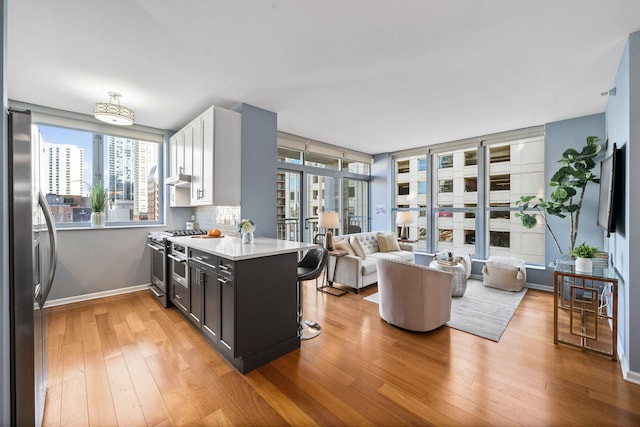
xmin=376 ymin=258 xmax=453 ymax=331
xmin=328 ymin=231 xmax=414 ymax=293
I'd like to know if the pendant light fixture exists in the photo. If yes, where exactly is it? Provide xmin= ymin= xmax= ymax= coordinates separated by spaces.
xmin=94 ymin=91 xmax=135 ymax=125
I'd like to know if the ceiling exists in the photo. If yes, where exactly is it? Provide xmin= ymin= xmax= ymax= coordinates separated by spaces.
xmin=7 ymin=1 xmax=640 ymax=155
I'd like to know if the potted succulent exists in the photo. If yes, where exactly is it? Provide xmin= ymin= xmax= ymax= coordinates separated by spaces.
xmin=571 ymin=241 xmax=599 ymax=273
xmin=88 ymin=180 xmax=108 ymax=228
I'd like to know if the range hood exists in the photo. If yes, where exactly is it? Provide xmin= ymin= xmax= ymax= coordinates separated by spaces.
xmin=165 ymin=173 xmax=192 ymax=188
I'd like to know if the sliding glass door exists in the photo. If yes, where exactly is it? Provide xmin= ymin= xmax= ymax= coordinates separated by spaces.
xmin=306 ymin=174 xmax=339 ymax=243
xmin=276 ymin=170 xmax=302 ymax=242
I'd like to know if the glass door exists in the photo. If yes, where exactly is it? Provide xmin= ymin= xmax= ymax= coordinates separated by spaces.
xmin=276 ymin=170 xmax=302 ymax=242
xmin=306 ymin=174 xmax=340 ymax=243
xmin=343 ymin=178 xmax=368 ymax=234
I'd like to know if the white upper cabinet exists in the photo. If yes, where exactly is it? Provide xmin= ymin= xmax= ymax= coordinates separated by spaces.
xmin=189 ymin=106 xmax=241 ymax=206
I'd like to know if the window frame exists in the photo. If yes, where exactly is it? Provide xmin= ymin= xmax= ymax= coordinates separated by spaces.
xmin=20 ymin=102 xmax=166 ymax=229
xmin=392 ymin=127 xmax=545 ymax=265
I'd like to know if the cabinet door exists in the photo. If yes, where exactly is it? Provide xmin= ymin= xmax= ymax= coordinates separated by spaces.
xmin=182 ymin=120 xmax=194 ymax=175
xmin=218 ymin=274 xmax=235 ymax=357
xmin=191 ymin=107 xmax=214 ymax=205
xmin=189 ymin=266 xmax=203 ymax=326
xmin=213 ymin=108 xmax=241 ymax=205
xmin=171 ymin=280 xmax=189 ymax=315
xmin=202 ymin=269 xmax=220 ymax=343
xmin=169 ymin=133 xmax=179 ymax=176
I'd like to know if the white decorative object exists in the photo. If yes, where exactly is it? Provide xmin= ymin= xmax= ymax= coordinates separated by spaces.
xmin=238 ymin=219 xmax=256 ymax=244
xmin=318 ymin=211 xmax=340 ymax=250
xmin=575 ymin=257 xmax=593 ymax=273
xmin=90 ymin=212 xmax=105 ymax=228
xmin=396 ymin=211 xmax=413 ymax=240
xmin=94 ymin=92 xmax=135 ymax=125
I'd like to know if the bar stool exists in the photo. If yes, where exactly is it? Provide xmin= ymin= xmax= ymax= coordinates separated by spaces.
xmin=297 ymin=247 xmax=328 ymax=340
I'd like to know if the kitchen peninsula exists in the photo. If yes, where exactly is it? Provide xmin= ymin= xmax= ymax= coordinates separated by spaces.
xmin=167 ymin=235 xmax=316 ymax=373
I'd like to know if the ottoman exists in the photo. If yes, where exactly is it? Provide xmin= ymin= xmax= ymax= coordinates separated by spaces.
xmin=482 ymin=256 xmax=526 ymax=291
xmin=429 ymin=260 xmax=467 ymax=297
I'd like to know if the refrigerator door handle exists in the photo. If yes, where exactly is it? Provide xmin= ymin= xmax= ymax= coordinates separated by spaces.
xmin=39 ymin=191 xmax=58 ymax=306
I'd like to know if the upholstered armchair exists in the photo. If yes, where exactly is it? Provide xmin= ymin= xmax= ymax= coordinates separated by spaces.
xmin=376 ymin=258 xmax=453 ymax=332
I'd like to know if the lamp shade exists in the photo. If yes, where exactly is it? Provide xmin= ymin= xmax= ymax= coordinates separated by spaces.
xmin=94 ymin=92 xmax=135 ymax=126
xmin=318 ymin=211 xmax=340 ymax=229
xmin=396 ymin=211 xmax=413 ymax=225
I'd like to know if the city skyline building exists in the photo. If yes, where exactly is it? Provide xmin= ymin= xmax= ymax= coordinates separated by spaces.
xmin=43 ymin=142 xmax=84 ymax=197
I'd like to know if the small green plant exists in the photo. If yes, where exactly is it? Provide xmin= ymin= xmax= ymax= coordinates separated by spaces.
xmin=571 ymin=242 xmax=599 ymax=259
xmin=88 ymin=180 xmax=108 ymax=212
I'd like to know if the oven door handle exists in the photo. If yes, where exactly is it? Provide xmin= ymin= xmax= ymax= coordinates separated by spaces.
xmin=168 ymin=254 xmax=187 ymax=263
xmin=149 ymin=286 xmax=164 ymax=298
xmin=147 ymin=243 xmax=165 ymax=252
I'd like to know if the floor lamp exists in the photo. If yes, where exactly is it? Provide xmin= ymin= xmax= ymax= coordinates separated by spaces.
xmin=397 ymin=211 xmax=413 ymax=240
xmin=318 ymin=211 xmax=340 ymax=250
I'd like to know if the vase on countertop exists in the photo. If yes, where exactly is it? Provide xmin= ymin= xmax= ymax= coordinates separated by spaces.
xmin=242 ymin=231 xmax=254 ymax=244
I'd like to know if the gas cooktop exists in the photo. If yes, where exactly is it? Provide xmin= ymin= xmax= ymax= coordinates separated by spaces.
xmin=148 ymin=229 xmax=208 ymax=242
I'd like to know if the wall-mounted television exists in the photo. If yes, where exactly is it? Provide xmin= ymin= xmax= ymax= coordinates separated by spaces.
xmin=597 ymin=143 xmax=622 ymax=237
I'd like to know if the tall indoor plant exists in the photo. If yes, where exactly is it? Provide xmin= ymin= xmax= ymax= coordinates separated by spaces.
xmin=515 ymin=136 xmax=601 ymax=255
xmin=88 ymin=180 xmax=108 ymax=228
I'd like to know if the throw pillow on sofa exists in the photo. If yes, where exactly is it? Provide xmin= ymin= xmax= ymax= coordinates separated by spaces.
xmin=334 ymin=239 xmax=356 ymax=256
xmin=377 ymin=232 xmax=401 ymax=252
xmin=349 ymin=236 xmax=367 ymax=259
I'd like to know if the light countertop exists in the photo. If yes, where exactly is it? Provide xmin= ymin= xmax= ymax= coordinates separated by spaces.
xmin=167 ymin=235 xmax=317 ymax=261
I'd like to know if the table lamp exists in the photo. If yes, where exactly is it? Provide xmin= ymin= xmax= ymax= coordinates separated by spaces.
xmin=397 ymin=211 xmax=413 ymax=240
xmin=318 ymin=211 xmax=340 ymax=251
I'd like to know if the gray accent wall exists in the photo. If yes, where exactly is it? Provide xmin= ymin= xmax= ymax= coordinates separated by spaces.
xmin=605 ymin=31 xmax=640 ymax=379
xmin=544 ymin=113 xmax=606 ymax=260
xmin=236 ymin=103 xmax=278 ymax=238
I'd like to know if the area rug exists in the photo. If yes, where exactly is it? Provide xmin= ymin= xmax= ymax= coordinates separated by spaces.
xmin=363 ymin=279 xmax=527 ymax=341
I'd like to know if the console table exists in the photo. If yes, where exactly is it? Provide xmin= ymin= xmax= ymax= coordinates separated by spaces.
xmin=553 ymin=260 xmax=618 ymax=360
xmin=320 ymin=249 xmax=348 ymax=296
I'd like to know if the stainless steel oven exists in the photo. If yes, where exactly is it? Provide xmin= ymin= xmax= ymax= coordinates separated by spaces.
xmin=147 ymin=229 xmax=207 ymax=308
xmin=147 ymin=236 xmax=169 ymax=307
xmin=169 ymin=242 xmax=188 ymax=288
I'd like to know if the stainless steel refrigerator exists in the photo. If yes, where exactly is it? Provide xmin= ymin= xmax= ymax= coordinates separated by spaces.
xmin=8 ymin=109 xmax=58 ymax=426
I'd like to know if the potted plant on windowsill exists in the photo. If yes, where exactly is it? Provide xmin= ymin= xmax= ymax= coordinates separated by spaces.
xmin=571 ymin=241 xmax=599 ymax=273
xmin=88 ymin=180 xmax=108 ymax=228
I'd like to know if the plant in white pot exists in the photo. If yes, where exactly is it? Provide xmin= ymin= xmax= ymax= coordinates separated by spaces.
xmin=88 ymin=180 xmax=108 ymax=228
xmin=571 ymin=242 xmax=599 ymax=273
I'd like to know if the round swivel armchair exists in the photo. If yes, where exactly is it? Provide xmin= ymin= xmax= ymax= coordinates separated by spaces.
xmin=297 ymin=247 xmax=329 ymax=340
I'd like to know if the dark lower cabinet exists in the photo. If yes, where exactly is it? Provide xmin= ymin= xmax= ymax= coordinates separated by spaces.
xmin=181 ymin=248 xmax=299 ymax=373
xmin=171 ymin=280 xmax=189 ymax=314
xmin=202 ymin=267 xmax=220 ymax=343
xmin=218 ymin=272 xmax=235 ymax=356
xmin=189 ymin=267 xmax=203 ymax=326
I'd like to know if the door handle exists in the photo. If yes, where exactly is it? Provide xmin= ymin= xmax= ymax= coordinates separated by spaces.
xmin=39 ymin=191 xmax=58 ymax=307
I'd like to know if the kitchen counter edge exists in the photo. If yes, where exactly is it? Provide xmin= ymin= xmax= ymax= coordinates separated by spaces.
xmin=167 ymin=236 xmax=317 ymax=261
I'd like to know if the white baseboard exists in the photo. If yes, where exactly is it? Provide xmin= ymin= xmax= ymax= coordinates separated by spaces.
xmin=617 ymin=340 xmax=640 ymax=385
xmin=45 ymin=284 xmax=150 ymax=308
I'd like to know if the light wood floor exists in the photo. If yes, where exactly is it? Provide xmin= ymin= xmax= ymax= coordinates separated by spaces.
xmin=44 ymin=280 xmax=640 ymax=426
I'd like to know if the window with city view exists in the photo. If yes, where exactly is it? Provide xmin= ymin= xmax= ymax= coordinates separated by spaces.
xmin=393 ymin=132 xmax=546 ymax=265
xmin=38 ymin=124 xmax=162 ymax=226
